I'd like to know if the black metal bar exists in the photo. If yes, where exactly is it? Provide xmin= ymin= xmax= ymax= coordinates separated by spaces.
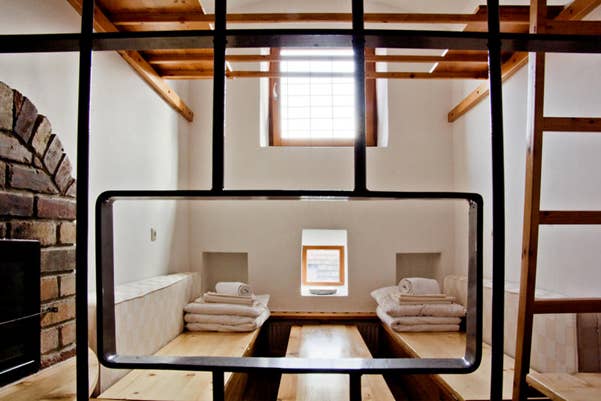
xmin=486 ymin=1 xmax=506 ymax=400
xmin=211 ymin=0 xmax=227 ymax=192
xmin=352 ymin=0 xmax=367 ymax=192
xmin=464 ymin=200 xmax=483 ymax=370
xmin=349 ymin=373 xmax=362 ymax=401
xmin=2 ymin=30 xmax=600 ymax=54
xmin=75 ymin=1 xmax=94 ymax=400
xmin=212 ymin=370 xmax=225 ymax=401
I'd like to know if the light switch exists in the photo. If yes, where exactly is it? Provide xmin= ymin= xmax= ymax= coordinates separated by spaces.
xmin=150 ymin=227 xmax=157 ymax=241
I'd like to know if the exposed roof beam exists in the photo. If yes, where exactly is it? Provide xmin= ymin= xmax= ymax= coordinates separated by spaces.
xmin=147 ymin=53 xmax=489 ymax=65
xmin=66 ymin=0 xmax=194 ymax=122
xmin=111 ymin=11 xmax=532 ymax=27
xmin=447 ymin=0 xmax=601 ymax=123
xmin=161 ymin=70 xmax=488 ymax=80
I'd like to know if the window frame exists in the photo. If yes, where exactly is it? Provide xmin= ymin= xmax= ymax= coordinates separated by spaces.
xmin=269 ymin=48 xmax=377 ymax=147
xmin=301 ymin=245 xmax=346 ymax=287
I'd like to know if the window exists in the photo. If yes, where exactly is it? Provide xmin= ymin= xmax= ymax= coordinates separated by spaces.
xmin=269 ymin=48 xmax=377 ymax=146
xmin=300 ymin=229 xmax=348 ymax=296
xmin=302 ymin=245 xmax=345 ymax=286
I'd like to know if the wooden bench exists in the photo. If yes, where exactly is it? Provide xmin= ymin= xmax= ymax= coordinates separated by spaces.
xmin=526 ymin=372 xmax=601 ymax=401
xmin=277 ymin=325 xmax=395 ymax=401
xmin=97 ymin=330 xmax=260 ymax=401
xmin=0 ymin=348 xmax=98 ymax=401
xmin=381 ymin=324 xmax=516 ymax=401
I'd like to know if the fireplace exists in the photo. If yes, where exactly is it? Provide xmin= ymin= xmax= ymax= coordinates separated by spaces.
xmin=1 ymin=81 xmax=77 ymax=372
xmin=0 ymin=239 xmax=41 ymax=386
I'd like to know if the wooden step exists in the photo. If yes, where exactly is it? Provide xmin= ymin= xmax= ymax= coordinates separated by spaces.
xmin=532 ymin=298 xmax=601 ymax=314
xmin=543 ymin=117 xmax=601 ymax=132
xmin=539 ymin=211 xmax=601 ymax=225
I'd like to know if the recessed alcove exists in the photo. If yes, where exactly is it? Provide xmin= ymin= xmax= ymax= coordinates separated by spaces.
xmin=200 ymin=252 xmax=249 ymax=294
xmin=395 ymin=252 xmax=441 ymax=284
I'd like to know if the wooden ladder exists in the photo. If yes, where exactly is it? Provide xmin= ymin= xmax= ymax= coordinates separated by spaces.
xmin=512 ymin=0 xmax=601 ymax=400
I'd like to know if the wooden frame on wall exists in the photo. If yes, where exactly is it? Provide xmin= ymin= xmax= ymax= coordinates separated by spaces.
xmin=269 ymin=48 xmax=377 ymax=147
xmin=301 ymin=245 xmax=345 ymax=286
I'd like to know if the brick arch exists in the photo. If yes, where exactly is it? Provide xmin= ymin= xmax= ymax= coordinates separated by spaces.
xmin=0 ymin=80 xmax=76 ymax=368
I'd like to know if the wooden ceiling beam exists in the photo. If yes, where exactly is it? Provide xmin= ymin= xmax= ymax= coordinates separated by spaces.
xmin=111 ymin=11 xmax=531 ymax=27
xmin=147 ymin=53 xmax=489 ymax=65
xmin=66 ymin=0 xmax=194 ymax=121
xmin=447 ymin=0 xmax=601 ymax=123
xmin=160 ymin=70 xmax=488 ymax=80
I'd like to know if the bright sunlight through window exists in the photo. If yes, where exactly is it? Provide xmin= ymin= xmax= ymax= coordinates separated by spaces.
xmin=279 ymin=49 xmax=356 ymax=142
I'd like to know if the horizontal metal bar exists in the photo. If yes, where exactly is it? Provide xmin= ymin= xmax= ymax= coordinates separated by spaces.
xmin=533 ymin=298 xmax=601 ymax=314
xmin=539 ymin=211 xmax=601 ymax=225
xmin=0 ymin=33 xmax=80 ymax=53
xmin=105 ymin=355 xmax=474 ymax=374
xmin=96 ymin=189 xmax=484 ymax=203
xmin=1 ymin=30 xmax=600 ymax=54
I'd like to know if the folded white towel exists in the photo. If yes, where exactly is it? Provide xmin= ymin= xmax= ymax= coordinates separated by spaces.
xmin=215 ymin=281 xmax=253 ymax=296
xmin=398 ymin=278 xmax=441 ymax=295
xmin=398 ymin=294 xmax=455 ymax=304
xmin=377 ymin=307 xmax=460 ymax=332
xmin=380 ymin=298 xmax=466 ymax=317
xmin=184 ymin=312 xmax=258 ymax=326
xmin=184 ymin=294 xmax=270 ymax=317
xmin=203 ymin=292 xmax=255 ymax=305
xmin=186 ymin=309 xmax=270 ymax=332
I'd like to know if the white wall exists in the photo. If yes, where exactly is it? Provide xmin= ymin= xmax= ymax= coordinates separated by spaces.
xmin=451 ymin=5 xmax=601 ymax=296
xmin=0 ymin=0 xmax=191 ymax=287
xmin=188 ymin=199 xmax=462 ymax=311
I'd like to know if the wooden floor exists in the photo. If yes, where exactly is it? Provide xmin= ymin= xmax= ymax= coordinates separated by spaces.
xmin=383 ymin=325 xmax=516 ymax=401
xmin=0 ymin=348 xmax=98 ymax=401
xmin=277 ymin=325 xmax=395 ymax=401
xmin=98 ymin=330 xmax=259 ymax=401
xmin=527 ymin=372 xmax=601 ymax=401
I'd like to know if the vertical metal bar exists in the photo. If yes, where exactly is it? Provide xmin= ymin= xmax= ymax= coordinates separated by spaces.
xmin=212 ymin=370 xmax=225 ymax=401
xmin=465 ymin=200 xmax=483 ymax=365
xmin=349 ymin=373 xmax=362 ymax=401
xmin=96 ymin=199 xmax=117 ymax=360
xmin=352 ymin=0 xmax=367 ymax=192
xmin=212 ymin=0 xmax=227 ymax=192
xmin=76 ymin=0 xmax=94 ymax=400
xmin=486 ymin=0 xmax=506 ymax=400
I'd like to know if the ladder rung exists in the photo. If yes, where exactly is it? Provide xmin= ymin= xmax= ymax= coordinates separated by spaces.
xmin=539 ymin=211 xmax=601 ymax=225
xmin=543 ymin=117 xmax=601 ymax=132
xmin=533 ymin=298 xmax=601 ymax=314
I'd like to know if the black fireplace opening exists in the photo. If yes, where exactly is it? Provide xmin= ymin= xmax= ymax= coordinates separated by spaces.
xmin=0 ymin=239 xmax=41 ymax=387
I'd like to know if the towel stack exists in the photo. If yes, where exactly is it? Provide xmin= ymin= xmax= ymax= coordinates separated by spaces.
xmin=372 ymin=277 xmax=466 ymax=332
xmin=183 ymin=282 xmax=270 ymax=332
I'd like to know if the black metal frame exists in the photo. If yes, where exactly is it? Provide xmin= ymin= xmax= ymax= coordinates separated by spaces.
xmin=1 ymin=0 xmax=598 ymax=400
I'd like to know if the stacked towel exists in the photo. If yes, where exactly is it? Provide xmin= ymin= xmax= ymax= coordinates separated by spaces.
xmin=215 ymin=281 xmax=253 ymax=297
xmin=372 ymin=279 xmax=466 ymax=333
xmin=183 ymin=282 xmax=270 ymax=332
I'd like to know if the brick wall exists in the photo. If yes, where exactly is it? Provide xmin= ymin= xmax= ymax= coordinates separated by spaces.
xmin=0 ymin=81 xmax=77 ymax=368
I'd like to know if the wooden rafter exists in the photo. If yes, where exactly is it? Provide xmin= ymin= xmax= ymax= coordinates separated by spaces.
xmin=448 ymin=0 xmax=601 ymax=122
xmin=147 ymin=53 xmax=489 ymax=65
xmin=66 ymin=0 xmax=194 ymax=121
xmin=110 ymin=11 xmax=534 ymax=27
xmin=160 ymin=70 xmax=488 ymax=80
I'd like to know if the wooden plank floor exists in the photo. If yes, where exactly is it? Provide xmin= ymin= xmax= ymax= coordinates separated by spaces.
xmin=383 ymin=325 xmax=516 ymax=401
xmin=277 ymin=325 xmax=394 ymax=401
xmin=0 ymin=348 xmax=98 ymax=401
xmin=98 ymin=330 xmax=259 ymax=401
xmin=527 ymin=372 xmax=601 ymax=401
